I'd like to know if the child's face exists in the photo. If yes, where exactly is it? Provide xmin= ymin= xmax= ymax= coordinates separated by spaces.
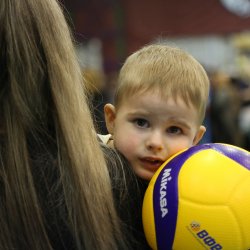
xmin=104 ymin=92 xmax=206 ymax=181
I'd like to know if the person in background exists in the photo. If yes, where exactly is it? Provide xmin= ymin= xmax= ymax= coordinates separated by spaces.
xmin=100 ymin=44 xmax=210 ymax=181
xmin=210 ymin=71 xmax=244 ymax=147
xmin=0 ymin=0 xmax=132 ymax=249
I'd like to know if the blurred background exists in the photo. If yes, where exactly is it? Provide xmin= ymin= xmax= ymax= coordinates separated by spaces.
xmin=61 ymin=0 xmax=250 ymax=150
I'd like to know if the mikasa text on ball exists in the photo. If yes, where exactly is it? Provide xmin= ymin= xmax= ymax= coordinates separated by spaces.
xmin=142 ymin=143 xmax=250 ymax=250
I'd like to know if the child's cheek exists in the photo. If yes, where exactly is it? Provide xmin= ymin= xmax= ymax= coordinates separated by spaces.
xmin=168 ymin=140 xmax=191 ymax=157
xmin=115 ymin=134 xmax=139 ymax=160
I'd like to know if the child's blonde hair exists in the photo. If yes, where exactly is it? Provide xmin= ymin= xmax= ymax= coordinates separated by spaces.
xmin=115 ymin=44 xmax=210 ymax=123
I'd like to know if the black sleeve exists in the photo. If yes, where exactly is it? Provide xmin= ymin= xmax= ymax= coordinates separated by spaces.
xmin=101 ymin=145 xmax=151 ymax=250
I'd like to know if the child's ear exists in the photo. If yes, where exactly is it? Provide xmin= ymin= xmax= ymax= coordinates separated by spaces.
xmin=104 ymin=103 xmax=116 ymax=134
xmin=193 ymin=125 xmax=206 ymax=145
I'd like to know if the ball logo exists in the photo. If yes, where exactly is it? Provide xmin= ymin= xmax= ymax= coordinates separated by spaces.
xmin=188 ymin=222 xmax=223 ymax=249
xmin=159 ymin=168 xmax=172 ymax=218
xmin=190 ymin=221 xmax=201 ymax=232
xmin=196 ymin=230 xmax=222 ymax=249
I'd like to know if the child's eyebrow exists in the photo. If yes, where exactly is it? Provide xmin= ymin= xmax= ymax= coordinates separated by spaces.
xmin=166 ymin=117 xmax=192 ymax=129
xmin=128 ymin=112 xmax=163 ymax=121
xmin=126 ymin=109 xmax=152 ymax=116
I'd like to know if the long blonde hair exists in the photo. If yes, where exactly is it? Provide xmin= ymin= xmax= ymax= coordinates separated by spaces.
xmin=0 ymin=0 xmax=125 ymax=249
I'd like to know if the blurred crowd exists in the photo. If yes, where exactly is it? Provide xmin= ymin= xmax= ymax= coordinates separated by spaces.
xmin=208 ymin=71 xmax=250 ymax=150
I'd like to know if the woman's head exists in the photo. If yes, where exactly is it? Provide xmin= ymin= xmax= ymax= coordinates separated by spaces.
xmin=0 ymin=0 xmax=127 ymax=249
xmin=0 ymin=0 xmax=82 ymax=129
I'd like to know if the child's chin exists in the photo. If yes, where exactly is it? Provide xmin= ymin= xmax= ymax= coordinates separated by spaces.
xmin=135 ymin=168 xmax=154 ymax=181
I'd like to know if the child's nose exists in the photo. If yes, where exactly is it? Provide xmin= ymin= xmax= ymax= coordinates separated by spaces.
xmin=146 ymin=131 xmax=164 ymax=152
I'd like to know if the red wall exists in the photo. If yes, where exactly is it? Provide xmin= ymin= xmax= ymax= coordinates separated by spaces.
xmin=122 ymin=0 xmax=250 ymax=53
xmin=63 ymin=0 xmax=250 ymax=71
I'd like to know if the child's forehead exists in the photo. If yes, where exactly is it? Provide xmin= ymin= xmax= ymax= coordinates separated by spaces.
xmin=117 ymin=88 xmax=192 ymax=108
xmin=117 ymin=91 xmax=201 ymax=124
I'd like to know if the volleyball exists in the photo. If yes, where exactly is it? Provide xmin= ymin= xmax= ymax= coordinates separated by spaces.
xmin=142 ymin=143 xmax=250 ymax=250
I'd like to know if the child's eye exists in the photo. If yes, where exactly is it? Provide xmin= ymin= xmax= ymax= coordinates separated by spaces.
xmin=133 ymin=118 xmax=149 ymax=128
xmin=167 ymin=126 xmax=182 ymax=134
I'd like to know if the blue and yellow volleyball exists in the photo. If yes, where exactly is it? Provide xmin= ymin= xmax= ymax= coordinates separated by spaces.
xmin=142 ymin=143 xmax=250 ymax=250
